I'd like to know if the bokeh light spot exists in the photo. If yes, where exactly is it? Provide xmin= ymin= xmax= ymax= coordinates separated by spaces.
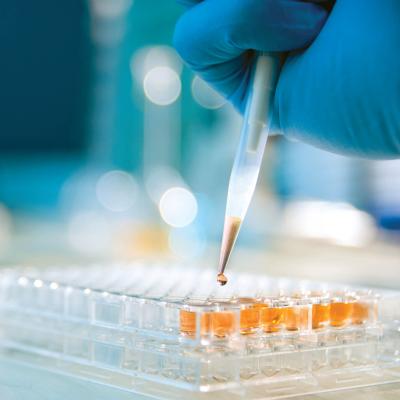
xmin=143 ymin=66 xmax=181 ymax=106
xmin=159 ymin=187 xmax=198 ymax=228
xmin=191 ymin=76 xmax=226 ymax=109
xmin=96 ymin=170 xmax=138 ymax=212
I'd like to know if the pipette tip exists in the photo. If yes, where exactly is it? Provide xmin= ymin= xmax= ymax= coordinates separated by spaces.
xmin=217 ymin=216 xmax=242 ymax=286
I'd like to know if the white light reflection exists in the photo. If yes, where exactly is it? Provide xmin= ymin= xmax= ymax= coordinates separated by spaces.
xmin=282 ymin=201 xmax=376 ymax=247
xmin=159 ymin=187 xmax=198 ymax=228
xmin=143 ymin=66 xmax=181 ymax=106
xmin=96 ymin=170 xmax=138 ymax=212
xmin=33 ymin=280 xmax=43 ymax=288
xmin=18 ymin=277 xmax=28 ymax=287
xmin=191 ymin=76 xmax=226 ymax=109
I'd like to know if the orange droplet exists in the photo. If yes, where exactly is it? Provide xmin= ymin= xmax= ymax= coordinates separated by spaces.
xmin=217 ymin=273 xmax=228 ymax=286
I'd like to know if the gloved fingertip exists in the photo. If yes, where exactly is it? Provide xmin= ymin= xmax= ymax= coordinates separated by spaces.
xmin=173 ymin=14 xmax=191 ymax=65
xmin=173 ymin=3 xmax=213 ymax=67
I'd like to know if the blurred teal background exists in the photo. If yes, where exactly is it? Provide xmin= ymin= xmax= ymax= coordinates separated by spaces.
xmin=0 ymin=0 xmax=399 ymax=266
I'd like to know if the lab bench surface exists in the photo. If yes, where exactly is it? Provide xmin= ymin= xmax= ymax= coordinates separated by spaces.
xmin=0 ymin=358 xmax=400 ymax=400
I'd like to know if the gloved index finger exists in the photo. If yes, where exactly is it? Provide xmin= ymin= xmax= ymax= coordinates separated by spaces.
xmin=174 ymin=0 xmax=328 ymax=111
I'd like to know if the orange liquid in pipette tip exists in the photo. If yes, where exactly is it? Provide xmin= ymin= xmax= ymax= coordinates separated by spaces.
xmin=217 ymin=216 xmax=242 ymax=286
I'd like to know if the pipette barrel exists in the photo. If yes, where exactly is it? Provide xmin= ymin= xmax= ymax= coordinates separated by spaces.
xmin=218 ymin=52 xmax=280 ymax=282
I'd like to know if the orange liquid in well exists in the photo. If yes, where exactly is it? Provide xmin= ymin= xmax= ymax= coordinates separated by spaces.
xmin=352 ymin=302 xmax=369 ymax=325
xmin=208 ymin=311 xmax=235 ymax=337
xmin=180 ymin=310 xmax=234 ymax=337
xmin=284 ymin=306 xmax=309 ymax=331
xmin=330 ymin=301 xmax=354 ymax=327
xmin=180 ymin=310 xmax=196 ymax=336
xmin=179 ymin=310 xmax=211 ymax=336
xmin=239 ymin=302 xmax=266 ymax=334
xmin=200 ymin=313 xmax=211 ymax=334
xmin=260 ymin=306 xmax=284 ymax=333
xmin=312 ymin=303 xmax=330 ymax=329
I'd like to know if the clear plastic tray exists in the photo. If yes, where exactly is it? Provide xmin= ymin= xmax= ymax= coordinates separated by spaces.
xmin=0 ymin=263 xmax=400 ymax=399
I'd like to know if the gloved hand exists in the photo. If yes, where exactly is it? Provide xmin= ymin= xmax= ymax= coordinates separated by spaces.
xmin=174 ymin=0 xmax=400 ymax=159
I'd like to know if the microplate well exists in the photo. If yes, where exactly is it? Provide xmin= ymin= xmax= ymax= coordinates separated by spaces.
xmin=0 ymin=263 xmax=399 ymax=400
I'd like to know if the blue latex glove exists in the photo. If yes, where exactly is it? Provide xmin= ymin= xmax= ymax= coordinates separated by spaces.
xmin=174 ymin=0 xmax=400 ymax=159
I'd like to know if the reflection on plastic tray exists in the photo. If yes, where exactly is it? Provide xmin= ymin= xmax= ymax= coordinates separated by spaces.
xmin=0 ymin=263 xmax=400 ymax=399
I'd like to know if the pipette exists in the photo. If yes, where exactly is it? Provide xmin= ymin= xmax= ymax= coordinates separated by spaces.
xmin=217 ymin=52 xmax=280 ymax=286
